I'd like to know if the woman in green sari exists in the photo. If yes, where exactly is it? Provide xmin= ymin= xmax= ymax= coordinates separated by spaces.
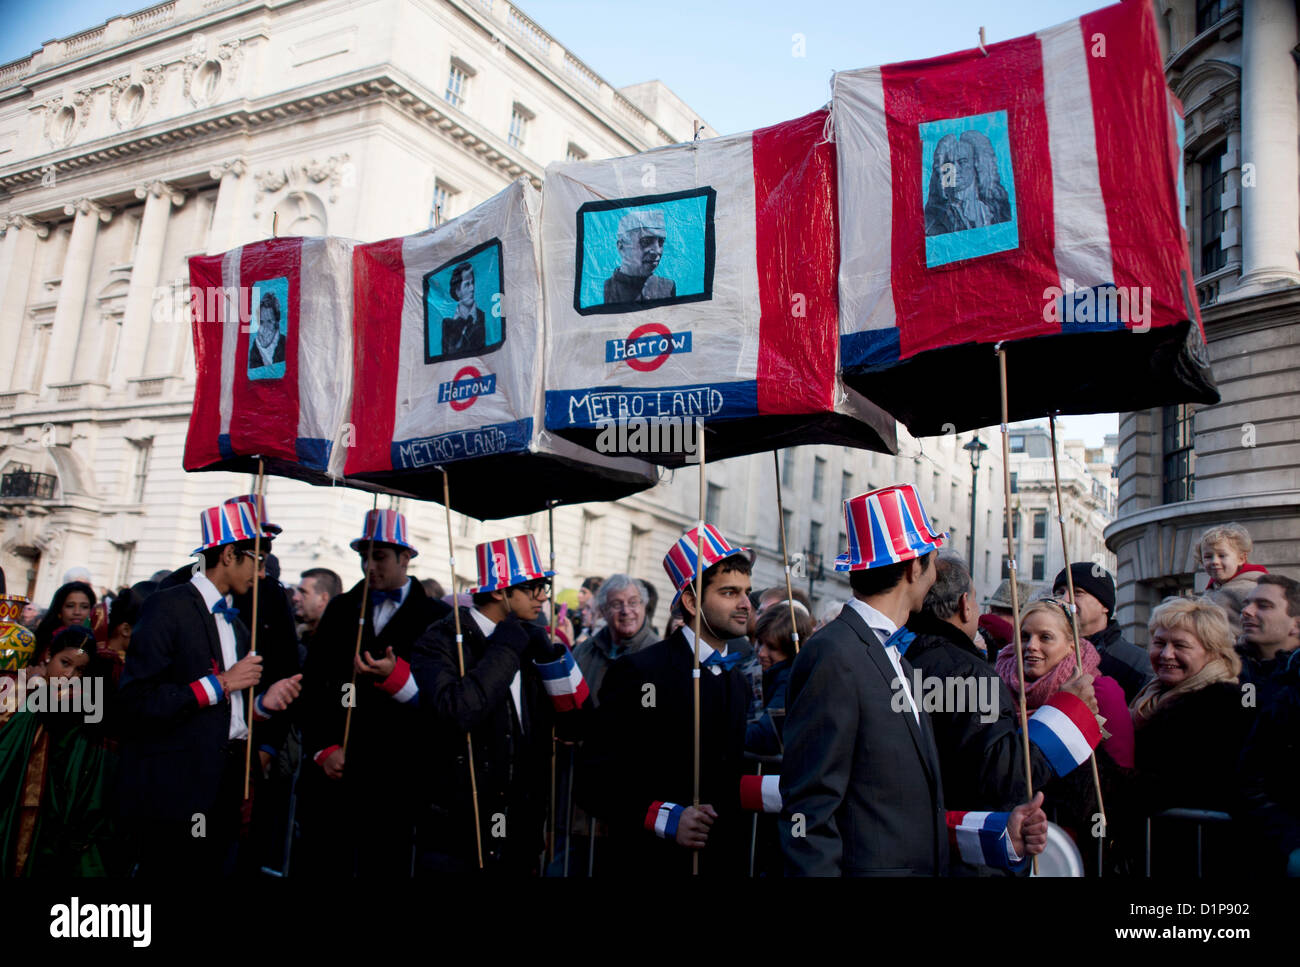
xmin=0 ymin=625 xmax=122 ymax=877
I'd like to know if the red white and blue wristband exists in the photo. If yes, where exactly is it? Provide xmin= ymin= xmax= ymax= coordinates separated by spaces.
xmin=1025 ymin=692 xmax=1102 ymax=777
xmin=739 ymin=775 xmax=782 ymax=814
xmin=191 ymin=674 xmax=224 ymax=707
xmin=376 ymin=657 xmax=419 ymax=704
xmin=535 ymin=647 xmax=590 ymax=713
xmin=947 ymin=811 xmax=1026 ymax=871
xmin=313 ymin=744 xmax=341 ymax=767
xmin=645 ymin=801 xmax=686 ymax=840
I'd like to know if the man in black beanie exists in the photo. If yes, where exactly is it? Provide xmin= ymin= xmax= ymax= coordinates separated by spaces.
xmin=1053 ymin=563 xmax=1152 ymax=703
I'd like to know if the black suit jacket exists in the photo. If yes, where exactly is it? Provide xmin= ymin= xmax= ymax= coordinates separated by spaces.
xmin=780 ymin=603 xmax=948 ymax=876
xmin=410 ymin=608 xmax=557 ymax=871
xmin=580 ymin=629 xmax=751 ymax=876
xmin=248 ymin=332 xmax=287 ymax=370
xmin=116 ymin=582 xmax=252 ymax=822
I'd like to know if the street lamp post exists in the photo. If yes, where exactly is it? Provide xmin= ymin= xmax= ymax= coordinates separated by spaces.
xmin=963 ymin=435 xmax=989 ymax=573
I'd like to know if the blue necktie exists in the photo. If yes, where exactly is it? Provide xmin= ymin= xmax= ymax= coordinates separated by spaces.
xmin=702 ymin=650 xmax=746 ymax=672
xmin=372 ymin=588 xmax=402 ymax=605
xmin=211 ymin=598 xmax=239 ymax=625
xmin=882 ymin=626 xmax=916 ymax=657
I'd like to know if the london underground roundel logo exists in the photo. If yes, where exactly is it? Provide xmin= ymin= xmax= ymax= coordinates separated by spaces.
xmin=624 ymin=323 xmax=673 ymax=372
xmin=449 ymin=366 xmax=484 ymax=411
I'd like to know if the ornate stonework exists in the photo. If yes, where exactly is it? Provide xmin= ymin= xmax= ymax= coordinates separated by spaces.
xmin=253 ymin=154 xmax=351 ymax=205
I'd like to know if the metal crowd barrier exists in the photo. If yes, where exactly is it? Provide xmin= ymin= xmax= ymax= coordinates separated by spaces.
xmin=1144 ymin=808 xmax=1233 ymax=878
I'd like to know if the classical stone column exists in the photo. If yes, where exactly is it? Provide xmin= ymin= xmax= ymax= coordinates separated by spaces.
xmin=1239 ymin=0 xmax=1300 ymax=290
xmin=0 ymin=215 xmax=49 ymax=391
xmin=42 ymin=198 xmax=111 ymax=391
xmin=207 ymin=159 xmax=247 ymax=255
xmin=115 ymin=181 xmax=184 ymax=386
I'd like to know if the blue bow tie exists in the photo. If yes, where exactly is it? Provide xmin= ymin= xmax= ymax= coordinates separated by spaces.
xmin=211 ymin=598 xmax=239 ymax=625
xmin=882 ymin=626 xmax=916 ymax=657
xmin=371 ymin=588 xmax=402 ymax=605
xmin=702 ymin=650 xmax=746 ymax=672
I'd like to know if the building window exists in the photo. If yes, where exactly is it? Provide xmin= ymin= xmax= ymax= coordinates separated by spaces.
xmin=1196 ymin=0 xmax=1225 ymax=34
xmin=705 ymin=483 xmax=723 ymax=526
xmin=1001 ymin=555 xmax=1011 ymax=579
xmin=1031 ymin=554 xmax=1045 ymax=581
xmin=1008 ymin=472 xmax=1018 ymax=494
xmin=836 ymin=529 xmax=846 ymax=559
xmin=782 ymin=450 xmax=796 ymax=488
xmin=1002 ymin=513 xmax=1020 ymax=540
xmin=430 ymin=180 xmax=457 ymax=228
xmin=809 ymin=521 xmax=823 ymax=559
xmin=984 ymin=549 xmax=991 ymax=584
xmin=1010 ymin=435 xmax=1025 ymax=452
xmin=1200 ymin=144 xmax=1227 ymax=276
xmin=565 ymin=142 xmax=587 ymax=164
xmin=1032 ymin=510 xmax=1047 ymax=540
xmin=508 ymin=103 xmax=532 ymax=149
xmin=779 ymin=508 xmax=794 ymax=549
xmin=445 ymin=62 xmax=470 ymax=109
xmin=1162 ymin=404 xmax=1196 ymax=503
xmin=812 ymin=457 xmax=826 ymax=500
xmin=128 ymin=440 xmax=152 ymax=503
xmin=841 ymin=471 xmax=854 ymax=504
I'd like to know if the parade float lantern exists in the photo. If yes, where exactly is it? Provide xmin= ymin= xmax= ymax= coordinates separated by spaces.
xmin=0 ymin=595 xmax=35 ymax=672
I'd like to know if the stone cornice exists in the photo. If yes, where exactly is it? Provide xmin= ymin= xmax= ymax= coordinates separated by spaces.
xmin=0 ymin=71 xmax=544 ymax=197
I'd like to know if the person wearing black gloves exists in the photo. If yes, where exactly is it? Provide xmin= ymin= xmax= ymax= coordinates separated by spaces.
xmin=412 ymin=534 xmax=588 ymax=875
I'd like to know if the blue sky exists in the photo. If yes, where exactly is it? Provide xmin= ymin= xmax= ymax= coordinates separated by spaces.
xmin=4 ymin=0 xmax=1120 ymax=445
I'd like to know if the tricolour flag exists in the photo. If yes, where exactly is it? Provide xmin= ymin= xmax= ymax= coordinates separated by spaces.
xmin=1026 ymin=691 xmax=1102 ymax=776
xmin=185 ymin=236 xmax=355 ymax=482
xmin=535 ymin=646 xmax=590 ymax=713
xmin=542 ymin=110 xmax=896 ymax=465
xmin=833 ymin=0 xmax=1217 ymax=434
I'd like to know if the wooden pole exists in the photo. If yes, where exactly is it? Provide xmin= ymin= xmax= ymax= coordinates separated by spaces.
xmin=342 ymin=492 xmax=378 ymax=754
xmin=441 ymin=469 xmax=484 ymax=869
xmin=546 ymin=500 xmax=558 ymax=868
xmin=242 ymin=457 xmax=266 ymax=799
xmin=1048 ymin=413 xmax=1108 ymax=848
xmin=691 ymin=426 xmax=706 ymax=876
xmin=772 ymin=451 xmax=801 ymax=654
xmin=996 ymin=346 xmax=1037 ymax=875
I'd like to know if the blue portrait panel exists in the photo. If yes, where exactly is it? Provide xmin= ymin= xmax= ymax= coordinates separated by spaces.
xmin=574 ymin=187 xmax=716 ymax=315
xmin=423 ymin=238 xmax=505 ymax=365
xmin=247 ymin=275 xmax=289 ymax=381
xmin=919 ymin=110 xmax=1019 ymax=267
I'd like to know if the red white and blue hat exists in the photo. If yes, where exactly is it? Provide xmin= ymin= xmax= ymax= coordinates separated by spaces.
xmin=350 ymin=508 xmax=419 ymax=558
xmin=663 ymin=524 xmax=749 ymax=607
xmin=194 ymin=502 xmax=262 ymax=555
xmin=223 ymin=494 xmax=281 ymax=535
xmin=836 ymin=484 xmax=946 ymax=572
xmin=470 ymin=535 xmax=553 ymax=594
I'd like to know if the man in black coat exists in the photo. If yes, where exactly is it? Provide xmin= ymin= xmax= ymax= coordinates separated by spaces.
xmin=581 ymin=525 xmax=757 ymax=877
xmin=296 ymin=510 xmax=450 ymax=877
xmin=1239 ymin=649 xmax=1300 ymax=875
xmin=780 ymin=485 xmax=1047 ymax=877
xmin=1054 ymin=564 xmax=1152 ymax=703
xmin=1238 ymin=575 xmax=1300 ymax=710
xmin=907 ymin=554 xmax=1101 ymax=874
xmin=117 ymin=504 xmax=301 ymax=877
xmin=411 ymin=533 xmax=578 ymax=874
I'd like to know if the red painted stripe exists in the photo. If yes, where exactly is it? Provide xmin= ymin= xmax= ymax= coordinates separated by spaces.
xmin=1081 ymin=0 xmax=1197 ymax=335
xmin=229 ymin=238 xmax=304 ymax=462
xmin=1044 ymin=690 xmax=1102 ymax=747
xmin=644 ymin=800 xmax=665 ymax=832
xmin=752 ymin=110 xmax=838 ymax=415
xmin=184 ymin=253 xmax=227 ymax=470
xmin=738 ymin=775 xmax=762 ymax=812
xmin=190 ymin=679 xmax=209 ymax=706
xmin=345 ymin=237 xmax=406 ymax=473
xmin=883 ymin=35 xmax=1058 ymax=358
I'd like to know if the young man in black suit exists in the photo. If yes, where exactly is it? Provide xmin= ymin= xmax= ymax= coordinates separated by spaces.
xmin=780 ymin=485 xmax=1048 ymax=876
xmin=296 ymin=509 xmax=450 ymax=877
xmin=582 ymin=525 xmax=757 ymax=876
xmin=117 ymin=502 xmax=302 ymax=877
xmin=411 ymin=534 xmax=581 ymax=874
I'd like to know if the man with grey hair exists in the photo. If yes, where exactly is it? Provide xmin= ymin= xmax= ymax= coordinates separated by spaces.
xmin=904 ymin=553 xmax=1100 ymax=873
xmin=574 ymin=573 xmax=659 ymax=703
xmin=602 ymin=210 xmax=676 ymax=304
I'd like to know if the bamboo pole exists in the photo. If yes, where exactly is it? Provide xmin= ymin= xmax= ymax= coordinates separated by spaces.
xmin=242 ymin=458 xmax=266 ymax=798
xmin=996 ymin=346 xmax=1037 ymax=875
xmin=1048 ymin=413 xmax=1108 ymax=851
xmin=441 ymin=469 xmax=484 ymax=869
xmin=691 ymin=426 xmax=707 ymax=876
xmin=546 ymin=500 xmax=558 ymax=869
xmin=342 ymin=492 xmax=378 ymax=755
xmin=772 ymin=451 xmax=801 ymax=654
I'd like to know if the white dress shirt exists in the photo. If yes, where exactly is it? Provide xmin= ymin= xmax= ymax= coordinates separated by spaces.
xmin=844 ymin=597 xmax=920 ymax=725
xmin=469 ymin=607 xmax=523 ymax=732
xmin=371 ymin=577 xmax=411 ymax=636
xmin=680 ymin=624 xmax=727 ymax=675
xmin=191 ymin=571 xmax=248 ymax=741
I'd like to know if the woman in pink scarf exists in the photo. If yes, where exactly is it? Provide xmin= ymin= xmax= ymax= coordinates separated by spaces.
xmin=996 ymin=599 xmax=1134 ymax=872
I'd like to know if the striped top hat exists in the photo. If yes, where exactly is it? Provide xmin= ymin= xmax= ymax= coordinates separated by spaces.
xmin=194 ymin=502 xmax=262 ymax=555
xmin=224 ymin=494 xmax=280 ymax=535
xmin=350 ymin=508 xmax=418 ymax=558
xmin=836 ymin=484 xmax=946 ymax=571
xmin=663 ymin=524 xmax=749 ymax=608
xmin=469 ymin=535 xmax=554 ymax=594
